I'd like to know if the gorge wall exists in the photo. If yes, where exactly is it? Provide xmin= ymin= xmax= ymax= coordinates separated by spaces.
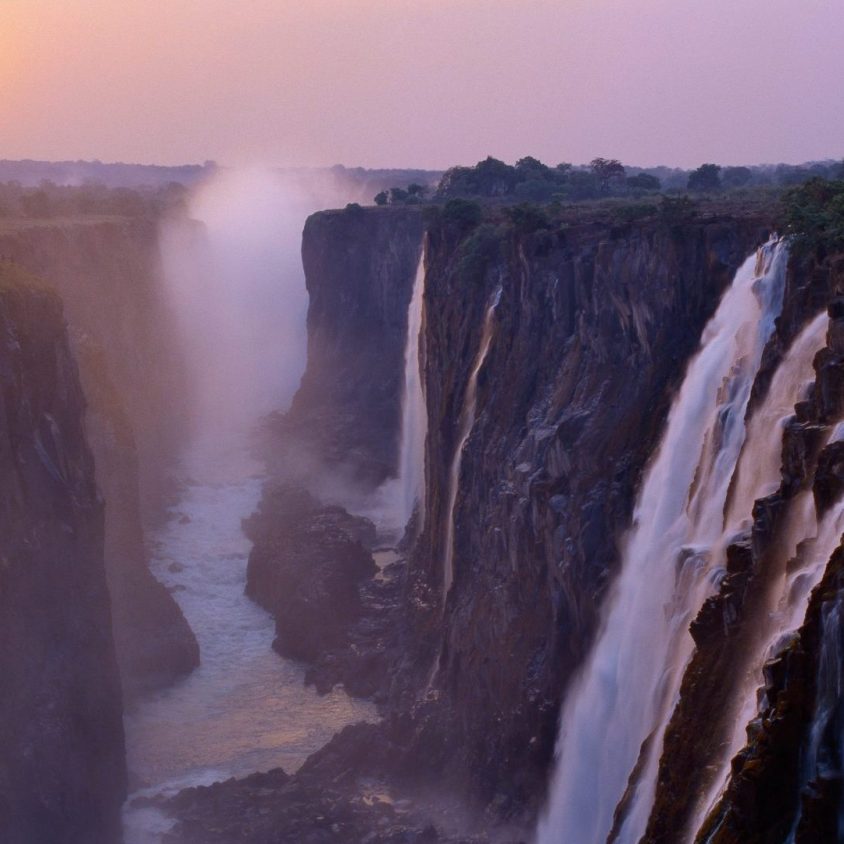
xmin=0 ymin=264 xmax=126 ymax=843
xmin=277 ymin=206 xmax=424 ymax=489
xmin=0 ymin=217 xmax=198 ymax=695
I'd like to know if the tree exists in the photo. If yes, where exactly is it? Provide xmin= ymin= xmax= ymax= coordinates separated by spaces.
xmin=389 ymin=187 xmax=409 ymax=204
xmin=407 ymin=183 xmax=427 ymax=198
xmin=590 ymin=158 xmax=626 ymax=193
xmin=626 ymin=173 xmax=661 ymax=191
xmin=721 ymin=166 xmax=753 ymax=189
xmin=374 ymin=191 xmax=388 ymax=206
xmin=687 ymin=164 xmax=722 ymax=192
xmin=20 ymin=189 xmax=52 ymax=218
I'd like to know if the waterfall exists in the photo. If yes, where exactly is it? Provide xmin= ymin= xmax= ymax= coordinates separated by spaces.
xmin=537 ymin=240 xmax=787 ymax=844
xmin=442 ymin=286 xmax=502 ymax=601
xmin=690 ymin=310 xmax=830 ymax=836
xmin=389 ymin=246 xmax=428 ymax=535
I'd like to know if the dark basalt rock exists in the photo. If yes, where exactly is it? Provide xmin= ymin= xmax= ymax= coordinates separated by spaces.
xmin=156 ymin=725 xmax=522 ymax=844
xmin=271 ymin=206 xmax=424 ymax=488
xmin=244 ymin=483 xmax=378 ymax=666
xmin=395 ymin=212 xmax=770 ymax=819
xmin=0 ymin=267 xmax=126 ymax=843
xmin=697 ymin=548 xmax=844 ymax=844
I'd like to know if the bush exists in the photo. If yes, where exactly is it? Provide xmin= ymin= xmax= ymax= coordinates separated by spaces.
xmin=687 ymin=164 xmax=721 ymax=192
xmin=783 ymin=178 xmax=844 ymax=254
xmin=626 ymin=173 xmax=661 ymax=191
xmin=442 ymin=198 xmax=483 ymax=231
xmin=507 ymin=203 xmax=550 ymax=233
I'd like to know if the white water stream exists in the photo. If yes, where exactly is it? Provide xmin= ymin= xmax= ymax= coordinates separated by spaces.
xmin=378 ymin=246 xmax=428 ymax=537
xmin=442 ymin=286 xmax=502 ymax=602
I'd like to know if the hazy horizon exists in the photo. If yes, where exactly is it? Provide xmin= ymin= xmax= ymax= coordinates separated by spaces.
xmin=3 ymin=0 xmax=842 ymax=171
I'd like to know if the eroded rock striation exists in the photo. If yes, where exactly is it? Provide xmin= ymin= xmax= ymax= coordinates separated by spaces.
xmin=0 ymin=264 xmax=126 ymax=843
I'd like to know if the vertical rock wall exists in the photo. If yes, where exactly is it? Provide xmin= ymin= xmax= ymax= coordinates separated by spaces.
xmin=0 ymin=265 xmax=126 ymax=843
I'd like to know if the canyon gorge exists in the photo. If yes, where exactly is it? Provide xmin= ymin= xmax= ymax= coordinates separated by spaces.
xmin=2 ymin=164 xmax=844 ymax=844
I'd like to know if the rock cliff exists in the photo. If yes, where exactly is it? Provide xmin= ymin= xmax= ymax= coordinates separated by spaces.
xmin=0 ymin=217 xmax=198 ymax=695
xmin=275 ymin=206 xmax=424 ymax=487
xmin=0 ymin=263 xmax=126 ymax=843
xmin=390 ymin=208 xmax=770 ymax=818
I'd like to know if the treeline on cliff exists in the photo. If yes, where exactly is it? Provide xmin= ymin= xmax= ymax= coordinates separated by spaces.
xmin=0 ymin=179 xmax=189 ymax=221
xmin=375 ymin=154 xmax=844 ymax=207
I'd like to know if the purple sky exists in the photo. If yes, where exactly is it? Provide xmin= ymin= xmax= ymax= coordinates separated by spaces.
xmin=3 ymin=0 xmax=842 ymax=169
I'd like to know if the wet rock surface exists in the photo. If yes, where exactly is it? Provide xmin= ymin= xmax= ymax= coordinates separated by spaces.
xmin=0 ymin=265 xmax=126 ymax=843
xmin=646 ymin=248 xmax=844 ymax=841
xmin=395 ymin=211 xmax=770 ymax=819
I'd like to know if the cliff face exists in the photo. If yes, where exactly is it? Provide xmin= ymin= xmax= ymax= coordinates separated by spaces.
xmin=279 ymin=206 xmax=424 ymax=487
xmin=396 ymin=213 xmax=770 ymax=815
xmin=0 ymin=217 xmax=198 ymax=695
xmin=0 ymin=265 xmax=126 ymax=843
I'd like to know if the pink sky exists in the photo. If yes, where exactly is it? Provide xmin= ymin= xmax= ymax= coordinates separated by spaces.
xmin=2 ymin=0 xmax=842 ymax=169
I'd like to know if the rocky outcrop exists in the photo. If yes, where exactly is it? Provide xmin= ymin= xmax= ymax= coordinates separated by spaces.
xmin=0 ymin=264 xmax=126 ymax=843
xmin=274 ymin=206 xmax=424 ymax=487
xmin=244 ymin=483 xmax=378 ymax=676
xmin=154 ymin=724 xmax=518 ymax=844
xmin=0 ymin=218 xmax=198 ymax=695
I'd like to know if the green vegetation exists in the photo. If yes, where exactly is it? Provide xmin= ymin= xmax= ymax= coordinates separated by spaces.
xmin=783 ymin=178 xmax=844 ymax=254
xmin=456 ymin=222 xmax=504 ymax=280
xmin=0 ymin=179 xmax=188 ymax=222
xmin=441 ymin=198 xmax=484 ymax=231
xmin=374 ymin=156 xmax=844 ymax=209
xmin=687 ymin=164 xmax=722 ymax=192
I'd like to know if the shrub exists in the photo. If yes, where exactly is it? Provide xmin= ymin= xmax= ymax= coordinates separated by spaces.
xmin=783 ymin=178 xmax=844 ymax=254
xmin=687 ymin=164 xmax=722 ymax=192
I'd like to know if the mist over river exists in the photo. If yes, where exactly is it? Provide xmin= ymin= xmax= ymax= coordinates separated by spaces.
xmin=121 ymin=433 xmax=377 ymax=842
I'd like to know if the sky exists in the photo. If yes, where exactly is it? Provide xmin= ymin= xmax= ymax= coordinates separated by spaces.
xmin=1 ymin=0 xmax=843 ymax=170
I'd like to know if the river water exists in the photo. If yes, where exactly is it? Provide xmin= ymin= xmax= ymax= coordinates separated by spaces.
xmin=122 ymin=433 xmax=377 ymax=842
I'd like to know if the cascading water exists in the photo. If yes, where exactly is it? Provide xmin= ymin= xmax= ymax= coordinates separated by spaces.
xmin=537 ymin=240 xmax=787 ymax=844
xmin=696 ymin=496 xmax=844 ymax=843
xmin=442 ymin=286 xmax=502 ymax=601
xmin=379 ymin=245 xmax=428 ymax=537
xmin=689 ymin=310 xmax=830 ymax=836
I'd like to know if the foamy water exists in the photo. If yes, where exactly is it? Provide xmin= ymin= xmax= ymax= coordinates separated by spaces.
xmin=122 ymin=433 xmax=377 ymax=842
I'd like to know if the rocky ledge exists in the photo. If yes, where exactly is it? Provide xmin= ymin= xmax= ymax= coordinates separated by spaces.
xmin=151 ymin=724 xmax=524 ymax=844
